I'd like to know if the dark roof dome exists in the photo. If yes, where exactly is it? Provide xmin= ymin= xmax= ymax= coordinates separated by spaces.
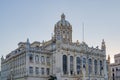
xmin=55 ymin=13 xmax=71 ymax=27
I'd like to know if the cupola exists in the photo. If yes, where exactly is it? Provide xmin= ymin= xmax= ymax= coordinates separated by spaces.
xmin=54 ymin=13 xmax=72 ymax=42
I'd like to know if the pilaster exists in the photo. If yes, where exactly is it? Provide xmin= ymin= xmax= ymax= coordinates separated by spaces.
xmin=92 ymin=58 xmax=95 ymax=75
xmin=97 ymin=59 xmax=100 ymax=75
xmin=74 ymin=54 xmax=77 ymax=75
xmin=67 ymin=54 xmax=70 ymax=76
xmin=104 ymin=58 xmax=108 ymax=80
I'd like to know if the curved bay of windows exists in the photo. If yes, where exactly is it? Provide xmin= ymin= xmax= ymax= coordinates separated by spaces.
xmin=70 ymin=56 xmax=73 ymax=75
xmin=63 ymin=55 xmax=67 ymax=74
xmin=94 ymin=60 xmax=97 ymax=75
xmin=76 ymin=57 xmax=81 ymax=74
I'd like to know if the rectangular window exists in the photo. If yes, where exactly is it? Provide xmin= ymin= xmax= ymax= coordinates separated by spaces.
xmin=35 ymin=67 xmax=39 ymax=75
xmin=46 ymin=68 xmax=50 ymax=75
xmin=29 ymin=67 xmax=33 ymax=74
xmin=41 ymin=68 xmax=44 ymax=75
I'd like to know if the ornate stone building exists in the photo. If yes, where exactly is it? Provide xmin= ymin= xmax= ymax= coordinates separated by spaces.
xmin=1 ymin=14 xmax=108 ymax=80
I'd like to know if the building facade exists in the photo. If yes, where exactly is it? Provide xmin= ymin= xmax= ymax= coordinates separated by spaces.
xmin=1 ymin=14 xmax=108 ymax=80
xmin=110 ymin=53 xmax=120 ymax=80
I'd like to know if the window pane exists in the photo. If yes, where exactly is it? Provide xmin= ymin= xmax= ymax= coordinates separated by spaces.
xmin=70 ymin=56 xmax=73 ymax=75
xmin=29 ymin=67 xmax=33 ymax=74
xmin=46 ymin=68 xmax=50 ymax=75
xmin=35 ymin=67 xmax=39 ymax=74
xmin=63 ymin=55 xmax=67 ymax=74
xmin=41 ymin=68 xmax=44 ymax=75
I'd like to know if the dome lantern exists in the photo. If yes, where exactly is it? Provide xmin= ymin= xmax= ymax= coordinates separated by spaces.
xmin=61 ymin=13 xmax=65 ymax=20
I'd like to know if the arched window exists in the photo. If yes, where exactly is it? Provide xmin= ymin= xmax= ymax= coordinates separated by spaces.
xmin=35 ymin=55 xmax=39 ymax=63
xmin=83 ymin=58 xmax=86 ymax=69
xmin=63 ymin=55 xmax=67 ymax=74
xmin=70 ymin=56 xmax=73 ymax=75
xmin=88 ymin=58 xmax=92 ymax=74
xmin=100 ymin=60 xmax=103 ymax=75
xmin=76 ymin=57 xmax=81 ymax=74
xmin=94 ymin=60 xmax=97 ymax=75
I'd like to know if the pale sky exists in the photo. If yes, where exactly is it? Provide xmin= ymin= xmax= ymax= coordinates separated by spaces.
xmin=0 ymin=0 xmax=120 ymax=66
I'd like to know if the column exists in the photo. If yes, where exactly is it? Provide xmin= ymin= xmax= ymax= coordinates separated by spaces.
xmin=67 ymin=55 xmax=70 ymax=75
xmin=33 ymin=53 xmax=35 ymax=76
xmin=74 ymin=55 xmax=77 ymax=75
xmin=86 ymin=57 xmax=88 ymax=76
xmin=92 ymin=58 xmax=94 ymax=75
xmin=104 ymin=58 xmax=108 ymax=80
xmin=61 ymin=54 xmax=63 ymax=76
xmin=97 ymin=59 xmax=100 ymax=75
xmin=25 ymin=52 xmax=29 ymax=76
xmin=81 ymin=55 xmax=83 ymax=73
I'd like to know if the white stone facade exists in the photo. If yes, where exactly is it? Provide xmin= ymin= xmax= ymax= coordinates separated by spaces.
xmin=1 ymin=14 xmax=108 ymax=80
xmin=110 ymin=53 xmax=120 ymax=80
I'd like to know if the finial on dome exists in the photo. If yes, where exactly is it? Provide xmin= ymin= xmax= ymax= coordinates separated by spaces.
xmin=61 ymin=13 xmax=65 ymax=20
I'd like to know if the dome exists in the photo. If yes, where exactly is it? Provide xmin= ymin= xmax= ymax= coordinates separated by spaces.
xmin=54 ymin=14 xmax=72 ymax=42
xmin=55 ymin=13 xmax=71 ymax=27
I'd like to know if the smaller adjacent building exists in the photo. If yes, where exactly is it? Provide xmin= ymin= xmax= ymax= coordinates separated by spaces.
xmin=110 ymin=53 xmax=120 ymax=80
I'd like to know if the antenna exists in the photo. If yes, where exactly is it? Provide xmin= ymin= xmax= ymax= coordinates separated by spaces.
xmin=82 ymin=22 xmax=85 ymax=42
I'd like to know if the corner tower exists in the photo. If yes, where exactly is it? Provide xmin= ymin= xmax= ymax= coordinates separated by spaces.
xmin=54 ymin=13 xmax=72 ymax=42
